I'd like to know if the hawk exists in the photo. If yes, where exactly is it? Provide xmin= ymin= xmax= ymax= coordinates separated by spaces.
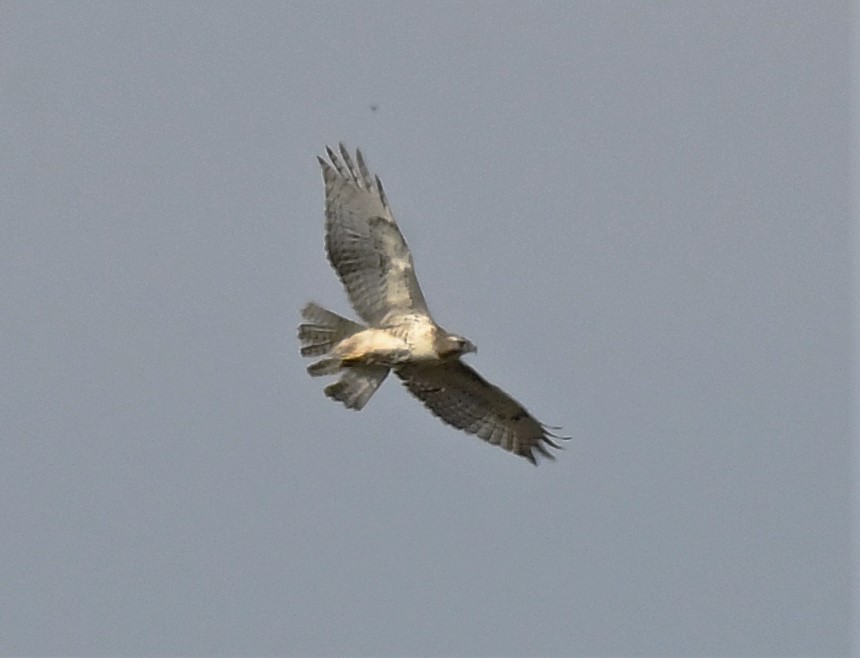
xmin=298 ymin=144 xmax=566 ymax=464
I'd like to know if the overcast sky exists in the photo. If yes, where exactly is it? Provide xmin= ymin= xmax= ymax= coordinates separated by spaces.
xmin=0 ymin=2 xmax=853 ymax=656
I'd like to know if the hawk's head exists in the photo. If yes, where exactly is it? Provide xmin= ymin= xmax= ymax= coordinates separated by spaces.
xmin=436 ymin=332 xmax=477 ymax=359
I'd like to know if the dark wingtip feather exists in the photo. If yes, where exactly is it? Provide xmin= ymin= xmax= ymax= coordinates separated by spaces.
xmin=522 ymin=425 xmax=569 ymax=465
xmin=355 ymin=148 xmax=374 ymax=190
xmin=542 ymin=424 xmax=572 ymax=441
xmin=534 ymin=440 xmax=558 ymax=461
xmin=317 ymin=156 xmax=333 ymax=180
xmin=375 ymin=174 xmax=388 ymax=207
xmin=542 ymin=436 xmax=564 ymax=451
xmin=339 ymin=146 xmax=361 ymax=186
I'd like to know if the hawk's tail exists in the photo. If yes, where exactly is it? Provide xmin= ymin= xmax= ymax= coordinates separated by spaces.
xmin=298 ymin=302 xmax=364 ymax=358
xmin=298 ymin=302 xmax=388 ymax=410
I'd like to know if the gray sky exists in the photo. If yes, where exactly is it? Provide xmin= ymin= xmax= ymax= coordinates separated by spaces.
xmin=1 ymin=2 xmax=853 ymax=656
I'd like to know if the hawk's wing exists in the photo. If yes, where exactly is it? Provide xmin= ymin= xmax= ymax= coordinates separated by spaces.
xmin=396 ymin=361 xmax=566 ymax=464
xmin=318 ymin=144 xmax=430 ymax=327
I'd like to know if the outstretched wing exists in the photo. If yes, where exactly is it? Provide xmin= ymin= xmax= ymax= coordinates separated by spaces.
xmin=396 ymin=361 xmax=567 ymax=464
xmin=318 ymin=144 xmax=430 ymax=327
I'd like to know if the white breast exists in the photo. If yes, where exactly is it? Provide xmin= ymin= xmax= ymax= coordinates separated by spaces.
xmin=402 ymin=320 xmax=438 ymax=361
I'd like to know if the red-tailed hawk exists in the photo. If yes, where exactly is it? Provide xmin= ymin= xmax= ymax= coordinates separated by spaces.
xmin=298 ymin=144 xmax=566 ymax=464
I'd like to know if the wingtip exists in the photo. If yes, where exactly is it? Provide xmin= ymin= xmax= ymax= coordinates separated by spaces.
xmin=338 ymin=142 xmax=351 ymax=165
xmin=520 ymin=425 xmax=569 ymax=465
xmin=375 ymin=174 xmax=388 ymax=207
xmin=541 ymin=423 xmax=572 ymax=442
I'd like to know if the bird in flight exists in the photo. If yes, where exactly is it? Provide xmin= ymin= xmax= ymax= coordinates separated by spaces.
xmin=298 ymin=144 xmax=566 ymax=464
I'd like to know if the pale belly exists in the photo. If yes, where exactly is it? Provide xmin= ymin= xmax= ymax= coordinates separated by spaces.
xmin=333 ymin=329 xmax=410 ymax=365
xmin=333 ymin=323 xmax=438 ymax=365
